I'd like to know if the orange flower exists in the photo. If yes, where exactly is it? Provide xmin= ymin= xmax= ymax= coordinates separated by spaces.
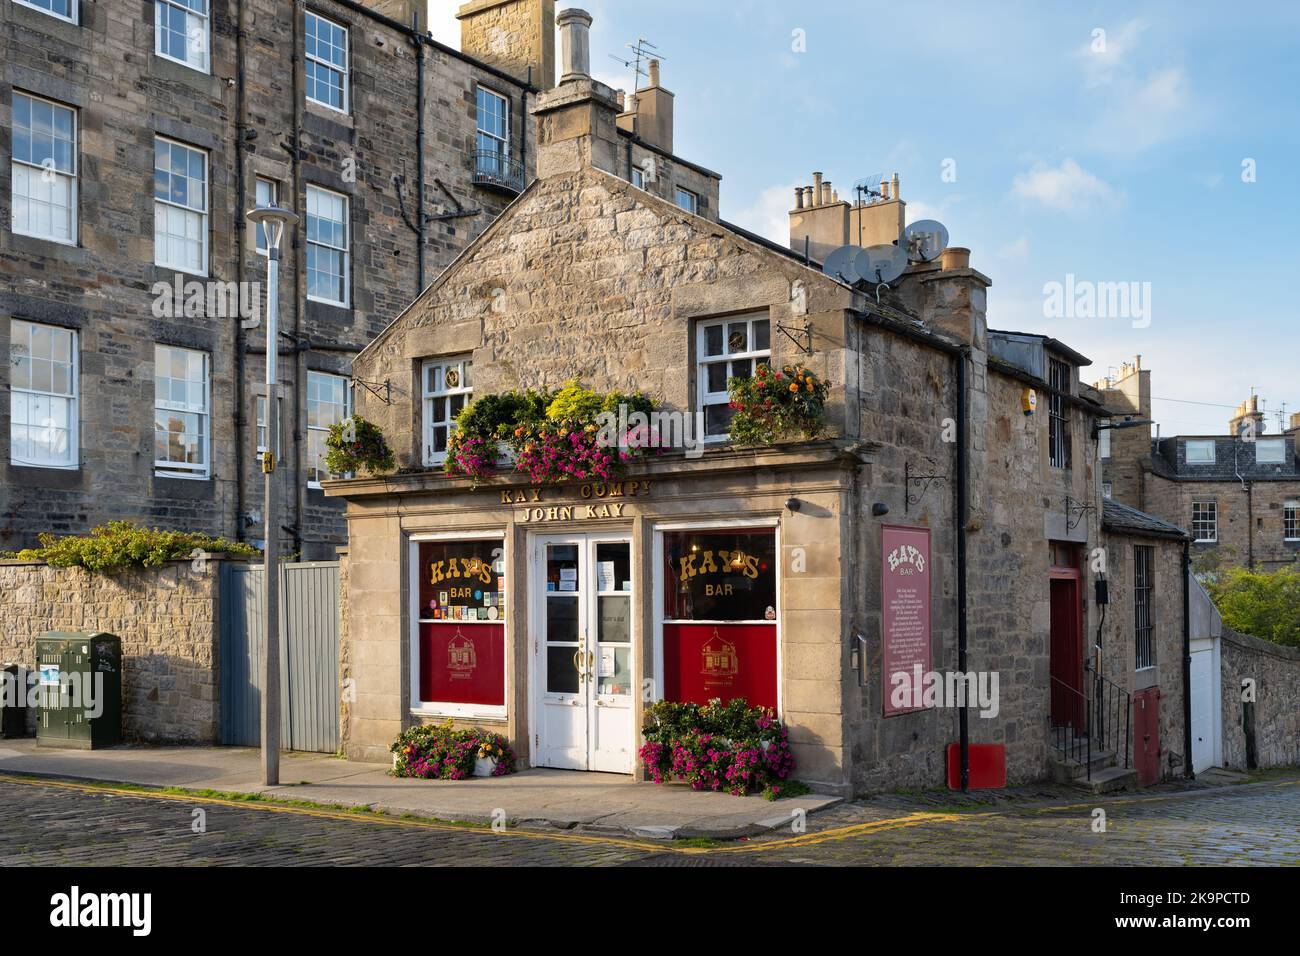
xmin=789 ymin=383 xmax=799 ymax=393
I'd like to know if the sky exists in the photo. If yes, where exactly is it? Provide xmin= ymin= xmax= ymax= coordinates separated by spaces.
xmin=429 ymin=1 xmax=1300 ymax=437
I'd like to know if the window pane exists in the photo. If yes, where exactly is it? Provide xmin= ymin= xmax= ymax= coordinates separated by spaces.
xmin=663 ymin=530 xmax=777 ymax=621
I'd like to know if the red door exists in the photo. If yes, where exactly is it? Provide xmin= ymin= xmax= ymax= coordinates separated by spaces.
xmin=1049 ymin=577 xmax=1084 ymax=730
xmin=1134 ymin=687 xmax=1162 ymax=786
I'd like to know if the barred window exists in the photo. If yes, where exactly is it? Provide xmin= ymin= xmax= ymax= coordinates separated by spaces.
xmin=1134 ymin=546 xmax=1155 ymax=669
xmin=1191 ymin=500 xmax=1217 ymax=542
xmin=1048 ymin=358 xmax=1071 ymax=469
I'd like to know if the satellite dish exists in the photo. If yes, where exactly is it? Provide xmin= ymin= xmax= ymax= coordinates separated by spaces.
xmin=861 ymin=244 xmax=908 ymax=284
xmin=824 ymin=245 xmax=864 ymax=284
xmin=903 ymin=219 xmax=950 ymax=262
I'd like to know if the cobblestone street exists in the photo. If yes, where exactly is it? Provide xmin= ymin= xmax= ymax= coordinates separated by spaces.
xmin=1 ymin=774 xmax=1296 ymax=867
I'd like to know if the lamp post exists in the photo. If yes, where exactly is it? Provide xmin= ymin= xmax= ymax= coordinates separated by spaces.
xmin=246 ymin=201 xmax=298 ymax=786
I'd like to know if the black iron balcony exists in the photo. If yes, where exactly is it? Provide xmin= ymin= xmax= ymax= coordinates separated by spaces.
xmin=472 ymin=149 xmax=525 ymax=195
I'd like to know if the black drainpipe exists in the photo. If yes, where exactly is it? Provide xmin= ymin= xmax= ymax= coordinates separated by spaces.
xmin=1182 ymin=538 xmax=1194 ymax=778
xmin=413 ymin=10 xmax=426 ymax=295
xmin=234 ymin=0 xmax=249 ymax=540
xmin=290 ymin=0 xmax=305 ymax=559
xmin=955 ymin=351 xmax=970 ymax=792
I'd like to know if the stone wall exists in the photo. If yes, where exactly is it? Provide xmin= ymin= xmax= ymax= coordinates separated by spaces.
xmin=1220 ymin=627 xmax=1300 ymax=769
xmin=1143 ymin=475 xmax=1300 ymax=571
xmin=457 ymin=0 xmax=556 ymax=89
xmin=0 ymin=0 xmax=538 ymax=557
xmin=0 ymin=557 xmax=233 ymax=742
xmin=1099 ymin=534 xmax=1188 ymax=779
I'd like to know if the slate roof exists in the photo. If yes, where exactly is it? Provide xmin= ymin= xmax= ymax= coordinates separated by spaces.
xmin=1102 ymin=499 xmax=1191 ymax=541
xmin=1150 ymin=435 xmax=1300 ymax=482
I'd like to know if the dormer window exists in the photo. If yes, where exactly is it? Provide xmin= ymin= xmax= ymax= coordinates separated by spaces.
xmin=1186 ymin=440 xmax=1215 ymax=464
xmin=1255 ymin=439 xmax=1287 ymax=464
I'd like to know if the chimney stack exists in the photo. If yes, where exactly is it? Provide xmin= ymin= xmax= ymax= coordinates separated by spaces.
xmin=625 ymin=55 xmax=675 ymax=152
xmin=557 ymin=6 xmax=592 ymax=81
xmin=457 ymin=0 xmax=556 ymax=89
xmin=1229 ymin=394 xmax=1267 ymax=437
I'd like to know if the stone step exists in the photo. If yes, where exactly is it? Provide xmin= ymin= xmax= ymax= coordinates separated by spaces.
xmin=1049 ymin=748 xmax=1117 ymax=783
xmin=1076 ymin=766 xmax=1139 ymax=795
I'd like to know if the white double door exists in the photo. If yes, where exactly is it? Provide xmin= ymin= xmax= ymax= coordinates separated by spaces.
xmin=532 ymin=533 xmax=635 ymax=773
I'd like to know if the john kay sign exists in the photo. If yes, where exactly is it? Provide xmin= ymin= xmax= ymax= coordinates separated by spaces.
xmin=500 ymin=479 xmax=653 ymax=523
xmin=881 ymin=525 xmax=932 ymax=717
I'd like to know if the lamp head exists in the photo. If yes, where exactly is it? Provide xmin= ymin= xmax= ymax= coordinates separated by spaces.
xmin=246 ymin=202 xmax=299 ymax=255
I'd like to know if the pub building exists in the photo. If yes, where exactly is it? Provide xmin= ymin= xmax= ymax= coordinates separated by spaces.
xmin=327 ymin=9 xmax=1190 ymax=794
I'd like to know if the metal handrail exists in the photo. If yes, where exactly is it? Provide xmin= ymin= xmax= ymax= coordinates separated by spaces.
xmin=472 ymin=149 xmax=525 ymax=193
xmin=1091 ymin=668 xmax=1133 ymax=769
xmin=1049 ymin=675 xmax=1091 ymax=779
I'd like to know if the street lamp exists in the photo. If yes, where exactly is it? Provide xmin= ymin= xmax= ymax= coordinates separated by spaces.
xmin=246 ymin=201 xmax=298 ymax=787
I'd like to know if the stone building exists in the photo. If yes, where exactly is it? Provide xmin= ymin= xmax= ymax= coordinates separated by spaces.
xmin=1097 ymin=359 xmax=1300 ymax=571
xmin=326 ymin=9 xmax=1189 ymax=795
xmin=0 ymin=0 xmax=556 ymax=558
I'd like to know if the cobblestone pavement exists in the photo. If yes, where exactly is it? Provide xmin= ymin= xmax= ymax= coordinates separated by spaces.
xmin=1 ymin=774 xmax=1296 ymax=866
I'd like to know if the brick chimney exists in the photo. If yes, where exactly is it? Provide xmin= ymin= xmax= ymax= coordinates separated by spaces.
xmin=530 ymin=8 xmax=623 ymax=178
xmin=457 ymin=0 xmax=556 ymax=89
xmin=1228 ymin=394 xmax=1266 ymax=437
xmin=788 ymin=171 xmax=905 ymax=263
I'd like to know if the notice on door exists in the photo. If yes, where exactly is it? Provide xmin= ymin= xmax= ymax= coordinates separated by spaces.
xmin=882 ymin=525 xmax=932 ymax=716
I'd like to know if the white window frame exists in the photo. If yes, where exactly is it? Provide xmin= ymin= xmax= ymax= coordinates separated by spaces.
xmin=409 ymin=531 xmax=510 ymax=720
xmin=306 ymin=371 xmax=352 ymax=488
xmin=1255 ymin=438 xmax=1287 ymax=464
xmin=153 ymin=135 xmax=209 ymax=275
xmin=1191 ymin=500 xmax=1217 ymax=543
xmin=155 ymin=0 xmax=210 ymax=74
xmin=631 ymin=167 xmax=645 ymax=189
xmin=8 ymin=319 xmax=78 ymax=469
xmin=304 ymin=11 xmax=349 ymax=114
xmin=1097 ymin=420 xmax=1111 ymax=460
xmin=675 ymin=187 xmax=698 ymax=214
xmin=306 ymin=184 xmax=350 ymax=306
xmin=1102 ymin=482 xmax=1113 ymax=500
xmin=695 ymin=314 xmax=770 ymax=443
xmin=1186 ymin=439 xmax=1215 ymax=464
xmin=255 ymin=394 xmax=280 ymax=457
xmin=15 ymin=0 xmax=78 ymax=24
xmin=1284 ymin=501 xmax=1300 ymax=542
xmin=253 ymin=177 xmax=278 ymax=254
xmin=153 ymin=344 xmax=210 ymax=479
xmin=11 ymin=91 xmax=77 ymax=246
xmin=476 ymin=86 xmax=510 ymax=161
xmin=422 ymin=355 xmax=473 ymax=465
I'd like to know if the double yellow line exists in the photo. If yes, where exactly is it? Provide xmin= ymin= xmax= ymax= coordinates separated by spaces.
xmin=0 ymin=772 xmax=961 ymax=856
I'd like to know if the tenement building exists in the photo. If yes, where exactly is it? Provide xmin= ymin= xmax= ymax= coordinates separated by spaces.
xmin=326 ymin=10 xmax=1190 ymax=795
xmin=1 ymin=0 xmax=559 ymax=557
xmin=1097 ymin=359 xmax=1300 ymax=571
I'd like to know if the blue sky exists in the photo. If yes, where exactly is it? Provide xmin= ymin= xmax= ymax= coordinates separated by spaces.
xmin=430 ymin=1 xmax=1300 ymax=436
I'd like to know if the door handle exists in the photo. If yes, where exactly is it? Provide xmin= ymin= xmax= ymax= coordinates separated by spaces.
xmin=585 ymin=650 xmax=595 ymax=680
xmin=572 ymin=649 xmax=584 ymax=683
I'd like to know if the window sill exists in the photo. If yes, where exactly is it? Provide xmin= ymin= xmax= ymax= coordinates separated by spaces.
xmin=12 ymin=230 xmax=76 ymax=248
xmin=154 ymin=471 xmax=210 ymax=481
xmin=154 ymin=52 xmax=210 ymax=76
xmin=409 ymin=705 xmax=506 ymax=721
xmin=153 ymin=262 xmax=210 ymax=281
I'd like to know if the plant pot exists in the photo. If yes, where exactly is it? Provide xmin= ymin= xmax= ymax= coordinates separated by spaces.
xmin=474 ymin=756 xmax=497 ymax=777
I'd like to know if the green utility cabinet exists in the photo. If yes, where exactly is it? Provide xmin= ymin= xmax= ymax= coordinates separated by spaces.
xmin=35 ymin=632 xmax=122 ymax=750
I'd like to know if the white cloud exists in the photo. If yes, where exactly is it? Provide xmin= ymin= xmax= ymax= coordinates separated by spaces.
xmin=1011 ymin=159 xmax=1115 ymax=214
xmin=730 ymin=182 xmax=801 ymax=245
xmin=997 ymin=236 xmax=1030 ymax=262
xmin=1078 ymin=20 xmax=1147 ymax=88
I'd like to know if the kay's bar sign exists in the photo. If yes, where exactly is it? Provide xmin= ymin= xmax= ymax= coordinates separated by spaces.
xmin=882 ymin=525 xmax=932 ymax=716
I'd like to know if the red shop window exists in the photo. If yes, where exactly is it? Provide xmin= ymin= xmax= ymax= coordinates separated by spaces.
xmin=661 ymin=529 xmax=777 ymax=709
xmin=416 ymin=539 xmax=506 ymax=708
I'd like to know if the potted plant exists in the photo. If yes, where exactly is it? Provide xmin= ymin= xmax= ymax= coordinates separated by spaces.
xmin=726 ymin=363 xmax=830 ymax=445
xmin=324 ymin=415 xmax=395 ymax=478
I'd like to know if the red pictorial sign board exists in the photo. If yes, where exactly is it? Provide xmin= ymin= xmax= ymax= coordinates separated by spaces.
xmin=882 ymin=524 xmax=932 ymax=716
xmin=663 ymin=623 xmax=777 ymax=710
xmin=418 ymin=623 xmax=505 ymax=706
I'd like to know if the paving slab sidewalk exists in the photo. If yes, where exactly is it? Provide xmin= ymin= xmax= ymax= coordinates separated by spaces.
xmin=0 ymin=740 xmax=839 ymax=840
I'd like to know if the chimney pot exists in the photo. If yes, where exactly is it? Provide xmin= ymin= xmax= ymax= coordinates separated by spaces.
xmin=812 ymin=172 xmax=823 ymax=206
xmin=794 ymin=188 xmax=805 ymax=210
xmin=648 ymin=58 xmax=661 ymax=87
xmin=822 ymin=181 xmax=832 ymax=205
xmin=557 ymin=7 xmax=594 ymax=82
xmin=891 ymin=172 xmax=900 ymax=200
